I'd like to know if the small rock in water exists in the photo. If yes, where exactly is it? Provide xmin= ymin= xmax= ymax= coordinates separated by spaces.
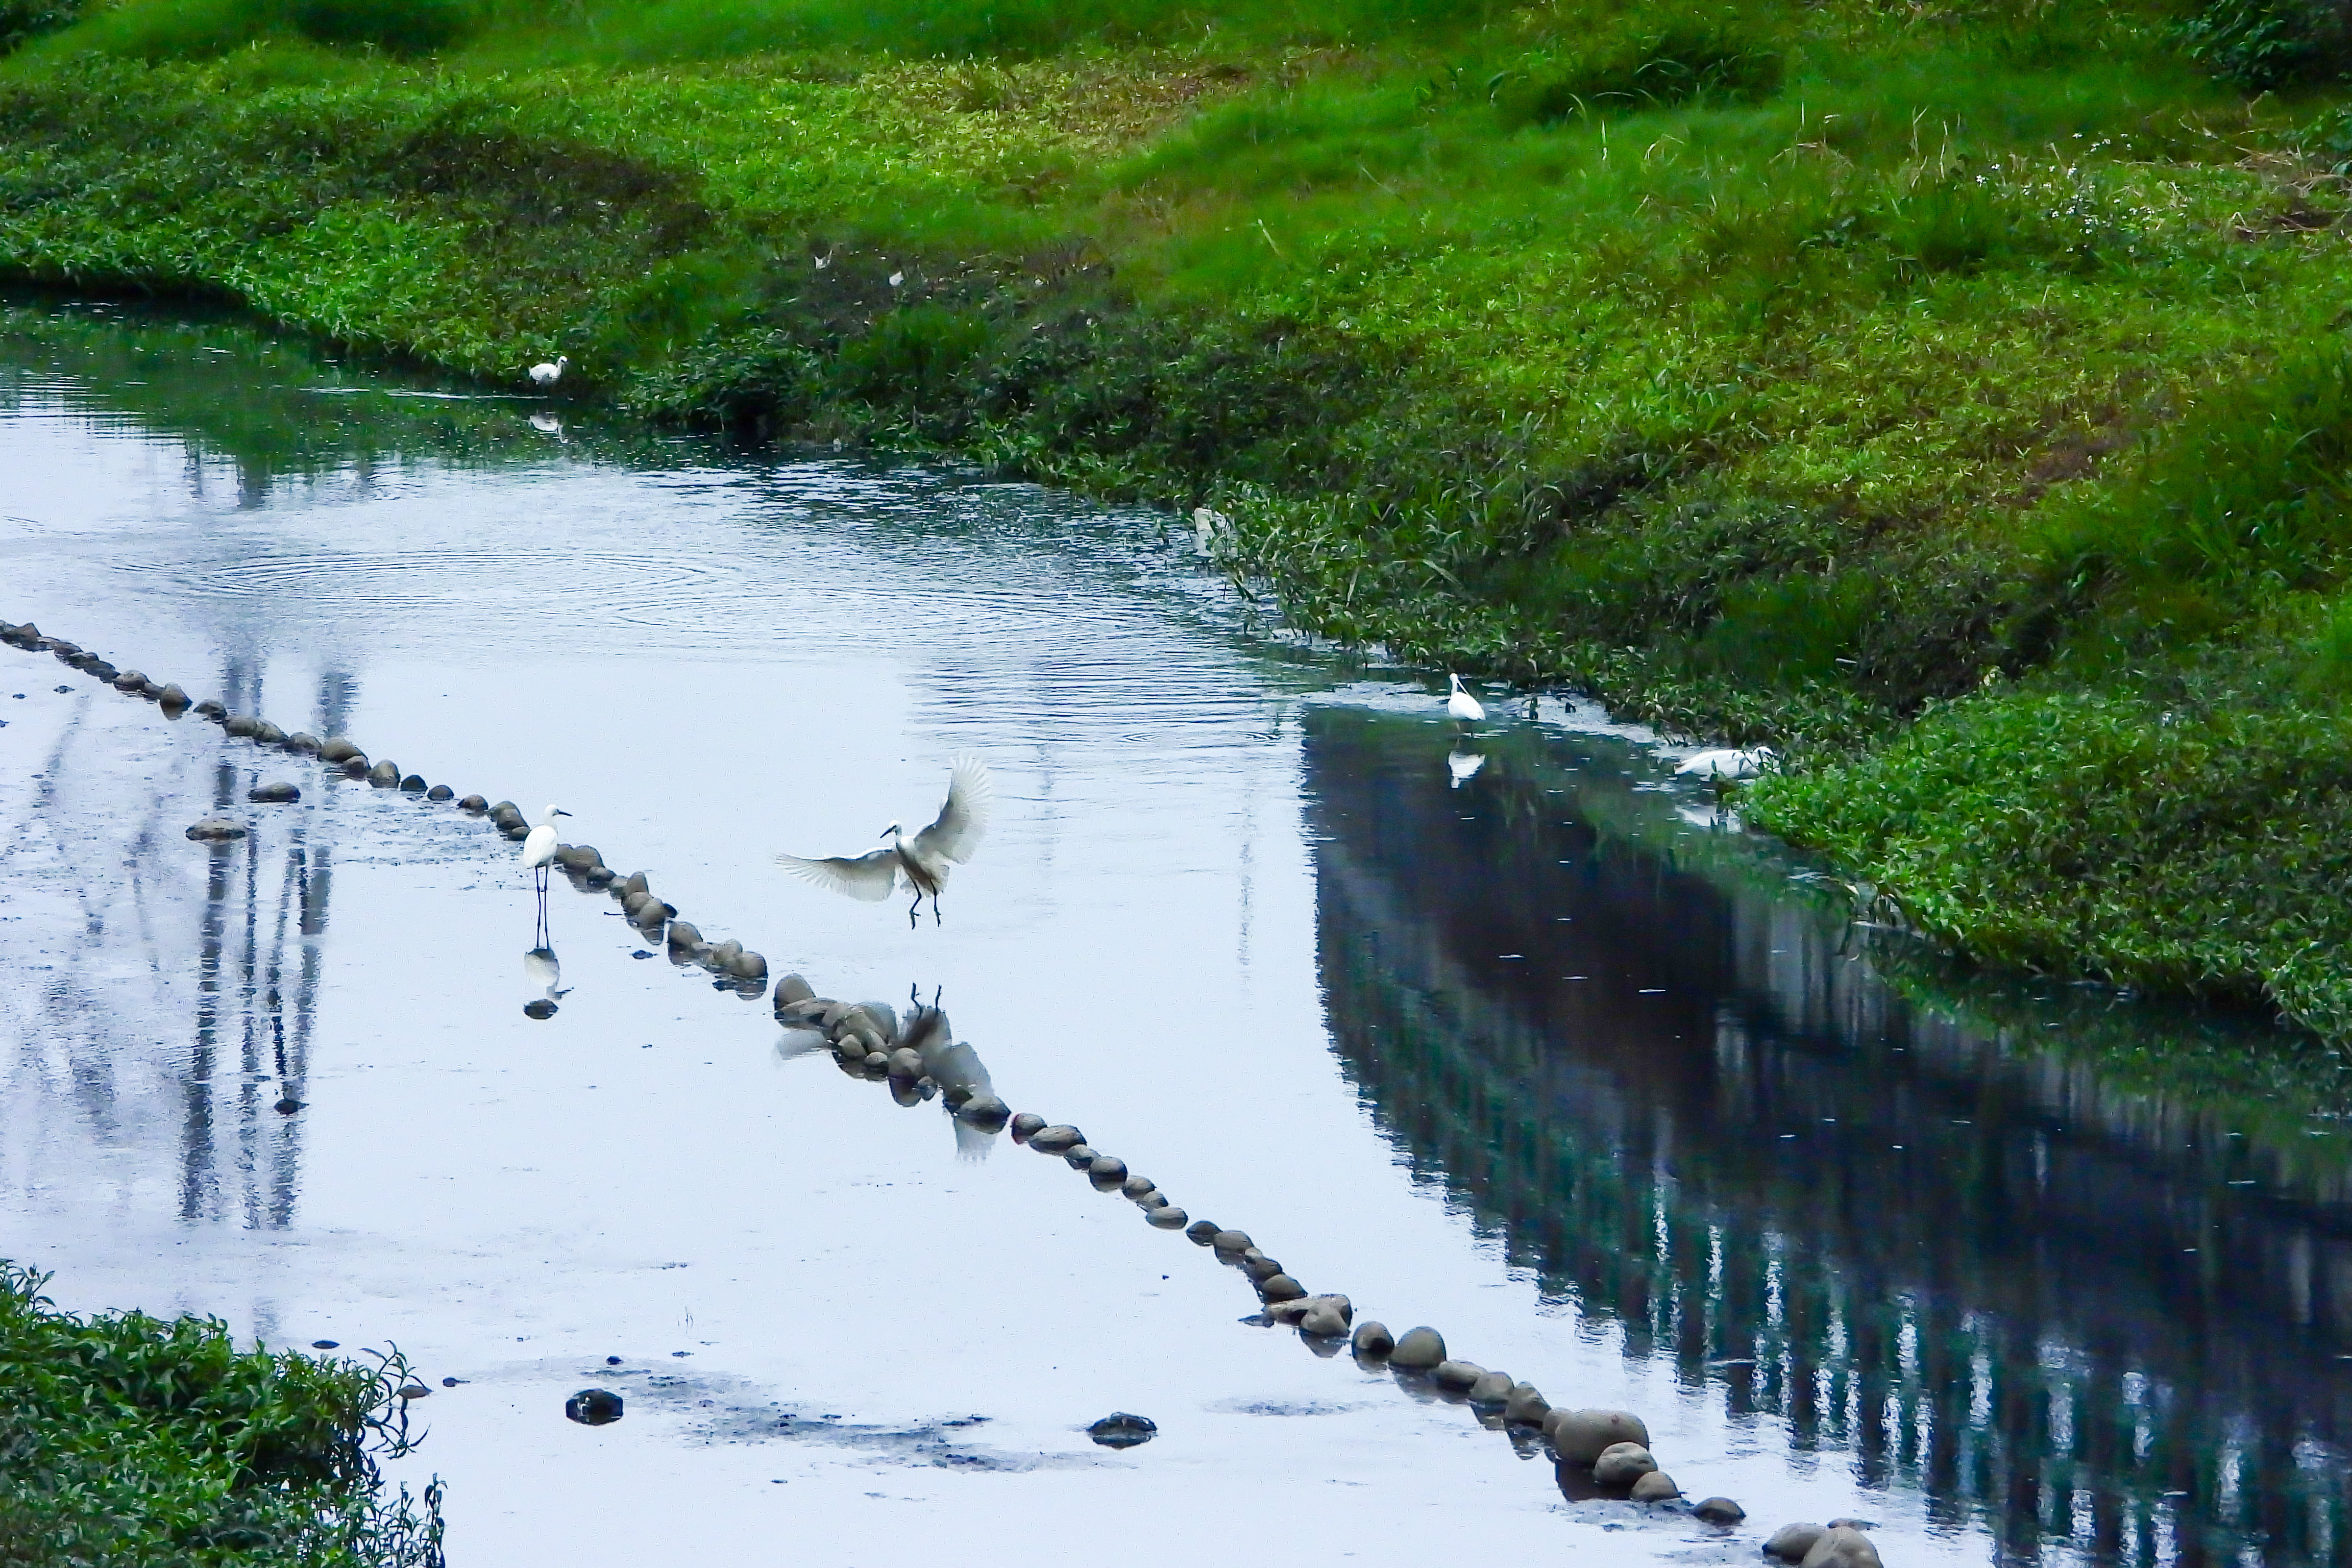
xmin=110 ymin=669 xmax=145 ymax=691
xmin=396 ymin=1384 xmax=431 ymax=1400
xmin=1184 ymin=1220 xmax=1219 ymax=1244
xmin=1799 ymin=1527 xmax=1883 ymax=1568
xmin=319 ymin=738 xmax=363 ymax=763
xmin=1135 ymin=1191 xmax=1170 ymax=1211
xmin=1466 ymin=1369 xmax=1514 ymax=1403
xmin=1431 ymin=1360 xmax=1486 ymax=1392
xmin=1388 ymin=1326 xmax=1446 ymax=1369
xmin=284 ymin=731 xmax=320 ymax=754
xmin=311 ymin=1339 xmax=339 ymax=1350
xmin=776 ymin=997 xmax=830 ymax=1026
xmin=726 ymin=948 xmax=767 ymax=980
xmin=1028 ymin=1124 xmax=1085 ymax=1154
xmin=344 ymin=758 xmax=369 ymax=778
xmin=425 ymin=783 xmax=454 ymax=801
xmin=399 ymin=774 xmax=427 ymax=792
xmin=248 ymin=781 xmax=300 ymax=803
xmin=523 ymin=999 xmax=557 ymax=1020
xmin=863 ymin=1051 xmax=889 ymax=1071
xmin=1547 ymin=1408 xmax=1650 ymax=1465
xmin=1631 ymin=1471 xmax=1680 ymax=1503
xmin=1211 ymin=1229 xmax=1253 ymax=1254
xmin=888 ymin=1047 xmax=924 ymax=1079
xmin=274 ymin=1096 xmax=304 ymax=1114
xmin=667 ymin=920 xmax=704 ymax=951
xmin=1009 ymin=1112 xmax=1045 ymax=1141
xmin=775 ymin=973 xmax=816 ymax=1006
xmin=193 ymin=698 xmax=225 ymax=717
xmin=224 ymin=715 xmax=260 ymax=737
xmin=253 ymin=721 xmax=286 ymax=745
xmin=1242 ymin=1254 xmax=1284 ymax=1282
xmin=1350 ymin=1320 xmax=1394 ymax=1359
xmin=366 ymin=761 xmax=400 ymax=787
xmin=1258 ymin=1273 xmax=1306 ymax=1303
xmin=631 ymin=901 xmax=667 ymax=931
xmin=1086 ymin=1412 xmax=1156 ymax=1449
xmin=1592 ymin=1441 xmax=1658 ymax=1491
xmin=555 ymin=844 xmax=602 ymax=870
xmin=457 ymin=794 xmax=488 ymax=813
xmin=185 ymin=817 xmax=246 ymax=842
xmin=157 ymin=684 xmax=189 ymax=715
xmin=565 ymin=1389 xmax=624 ymax=1426
xmin=1692 ymin=1497 xmax=1746 ymax=1526
xmin=1061 ymin=1143 xmax=1097 ymax=1168
xmin=955 ymin=1094 xmax=1011 ymax=1129
xmin=1764 ymin=1525 xmax=1826 ymax=1563
xmin=1120 ymin=1174 xmax=1156 ymax=1199
xmin=1146 ymin=1206 xmax=1189 ymax=1229
xmin=1297 ymin=1295 xmax=1353 ymax=1337
xmin=1504 ymin=1384 xmax=1551 ymax=1425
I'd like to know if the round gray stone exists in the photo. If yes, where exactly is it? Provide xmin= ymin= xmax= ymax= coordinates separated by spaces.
xmin=1800 ymin=1527 xmax=1883 ymax=1568
xmin=1120 ymin=1174 xmax=1156 ymax=1199
xmin=1631 ymin=1470 xmax=1680 ymax=1503
xmin=1210 ymin=1229 xmax=1253 ymax=1254
xmin=1350 ymin=1320 xmax=1394 ymax=1359
xmin=1145 ymin=1206 xmax=1189 ymax=1229
xmin=1466 ymin=1369 xmax=1514 ymax=1403
xmin=1010 ymin=1112 xmax=1046 ymax=1140
xmin=1028 ymin=1124 xmax=1085 ymax=1154
xmin=1431 ymin=1360 xmax=1486 ymax=1392
xmin=1592 ymin=1441 xmax=1658 ymax=1491
xmin=1258 ymin=1273 xmax=1305 ymax=1303
xmin=1547 ymin=1408 xmax=1651 ymax=1465
xmin=1388 ymin=1326 xmax=1446 ymax=1370
xmin=247 ymin=781 xmax=301 ymax=803
xmin=1693 ymin=1497 xmax=1746 ymax=1526
xmin=184 ymin=817 xmax=246 ymax=843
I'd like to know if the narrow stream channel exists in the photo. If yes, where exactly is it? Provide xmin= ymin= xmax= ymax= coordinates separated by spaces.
xmin=2 ymin=298 xmax=2346 ymax=1567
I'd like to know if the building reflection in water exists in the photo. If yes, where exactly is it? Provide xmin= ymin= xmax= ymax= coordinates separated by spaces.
xmin=1302 ymin=704 xmax=2352 ymax=1567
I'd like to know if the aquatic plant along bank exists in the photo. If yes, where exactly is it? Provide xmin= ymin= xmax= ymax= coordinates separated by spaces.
xmin=0 ymin=1261 xmax=443 ymax=1566
xmin=5 ymin=0 xmax=2351 ymax=1031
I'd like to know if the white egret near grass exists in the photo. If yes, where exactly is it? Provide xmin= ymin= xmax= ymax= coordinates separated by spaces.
xmin=776 ymin=756 xmax=994 ymax=927
xmin=528 ymin=355 xmax=568 ymax=387
xmin=1447 ymin=674 xmax=1485 ymax=722
xmin=1675 ymin=747 xmax=1775 ymax=781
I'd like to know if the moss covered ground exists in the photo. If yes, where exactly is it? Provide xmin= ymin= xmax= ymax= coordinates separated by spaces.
xmin=0 ymin=1262 xmax=442 ymax=1567
xmin=4 ymin=0 xmax=2352 ymax=1037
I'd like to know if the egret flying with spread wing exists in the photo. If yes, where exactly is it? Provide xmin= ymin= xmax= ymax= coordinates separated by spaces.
xmin=1447 ymin=674 xmax=1485 ymax=722
xmin=775 ymin=756 xmax=994 ymax=927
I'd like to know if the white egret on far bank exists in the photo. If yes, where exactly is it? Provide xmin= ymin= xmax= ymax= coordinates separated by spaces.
xmin=776 ymin=756 xmax=994 ymax=927
xmin=528 ymin=355 xmax=568 ymax=387
xmin=1675 ymin=747 xmax=1775 ymax=781
xmin=1447 ymin=674 xmax=1485 ymax=722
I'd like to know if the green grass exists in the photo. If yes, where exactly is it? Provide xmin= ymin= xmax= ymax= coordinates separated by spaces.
xmin=0 ymin=1261 xmax=443 ymax=1567
xmin=6 ymin=0 xmax=2352 ymax=1036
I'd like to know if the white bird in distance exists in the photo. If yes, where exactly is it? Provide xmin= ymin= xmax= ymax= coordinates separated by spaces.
xmin=1447 ymin=673 xmax=1485 ymax=722
xmin=1675 ymin=746 xmax=1776 ymax=781
xmin=775 ymin=756 xmax=994 ymax=927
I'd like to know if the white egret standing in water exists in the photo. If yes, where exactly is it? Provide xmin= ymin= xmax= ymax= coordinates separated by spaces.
xmin=775 ymin=757 xmax=993 ymax=927
xmin=1447 ymin=674 xmax=1485 ymax=722
xmin=528 ymin=355 xmax=568 ymax=387
xmin=521 ymin=804 xmax=570 ymax=942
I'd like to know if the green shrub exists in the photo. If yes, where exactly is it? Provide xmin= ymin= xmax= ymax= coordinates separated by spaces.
xmin=2179 ymin=0 xmax=2352 ymax=89
xmin=293 ymin=0 xmax=476 ymax=53
xmin=1496 ymin=23 xmax=1783 ymax=126
xmin=0 ymin=0 xmax=79 ymax=54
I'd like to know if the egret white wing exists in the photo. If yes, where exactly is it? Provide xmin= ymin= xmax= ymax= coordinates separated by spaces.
xmin=774 ymin=846 xmax=900 ymax=901
xmin=913 ymin=755 xmax=993 ymax=865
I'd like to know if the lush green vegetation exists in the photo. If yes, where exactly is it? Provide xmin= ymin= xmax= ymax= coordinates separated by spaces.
xmin=0 ymin=1261 xmax=443 ymax=1566
xmin=4 ymin=0 xmax=2352 ymax=1036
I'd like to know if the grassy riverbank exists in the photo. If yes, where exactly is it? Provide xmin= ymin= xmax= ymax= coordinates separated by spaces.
xmin=0 ymin=1261 xmax=442 ymax=1566
xmin=6 ymin=0 xmax=2352 ymax=1036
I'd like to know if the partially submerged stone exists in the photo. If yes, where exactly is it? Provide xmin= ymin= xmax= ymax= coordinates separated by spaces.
xmin=1087 ymin=1412 xmax=1156 ymax=1449
xmin=565 ymin=1388 xmax=624 ymax=1426
xmin=1693 ymin=1497 xmax=1746 ymax=1526
xmin=1547 ymin=1408 xmax=1650 ymax=1466
xmin=184 ymin=817 xmax=246 ymax=842
xmin=1388 ymin=1326 xmax=1446 ymax=1369
xmin=248 ymin=781 xmax=300 ymax=803
xmin=1592 ymin=1441 xmax=1658 ymax=1491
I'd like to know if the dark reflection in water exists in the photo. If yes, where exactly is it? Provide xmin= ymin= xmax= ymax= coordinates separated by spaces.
xmin=1303 ymin=706 xmax=2352 ymax=1567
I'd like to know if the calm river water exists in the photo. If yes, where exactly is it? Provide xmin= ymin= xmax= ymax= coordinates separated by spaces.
xmin=2 ymin=299 xmax=2348 ymax=1567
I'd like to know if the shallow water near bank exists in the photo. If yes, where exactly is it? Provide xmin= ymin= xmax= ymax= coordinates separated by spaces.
xmin=2 ymin=299 xmax=2349 ymax=1567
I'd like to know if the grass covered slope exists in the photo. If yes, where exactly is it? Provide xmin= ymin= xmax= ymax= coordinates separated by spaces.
xmin=5 ymin=0 xmax=2352 ymax=1034
xmin=0 ymin=1262 xmax=443 ymax=1567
